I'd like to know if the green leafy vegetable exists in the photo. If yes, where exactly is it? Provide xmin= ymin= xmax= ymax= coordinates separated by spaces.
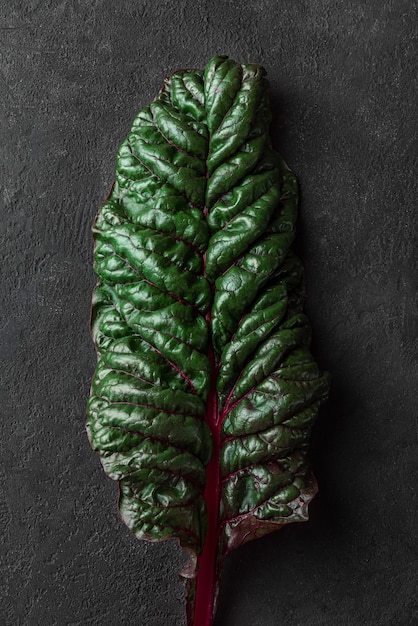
xmin=87 ymin=55 xmax=329 ymax=626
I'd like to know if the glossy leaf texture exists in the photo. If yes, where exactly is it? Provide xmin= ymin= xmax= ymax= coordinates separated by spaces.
xmin=87 ymin=55 xmax=329 ymax=626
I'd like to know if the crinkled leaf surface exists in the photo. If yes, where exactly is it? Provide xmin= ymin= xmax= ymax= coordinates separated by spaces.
xmin=87 ymin=55 xmax=329 ymax=626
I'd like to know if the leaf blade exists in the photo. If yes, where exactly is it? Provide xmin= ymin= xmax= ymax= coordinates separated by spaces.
xmin=87 ymin=55 xmax=329 ymax=626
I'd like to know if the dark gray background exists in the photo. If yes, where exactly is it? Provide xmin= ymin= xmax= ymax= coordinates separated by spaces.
xmin=2 ymin=1 xmax=417 ymax=625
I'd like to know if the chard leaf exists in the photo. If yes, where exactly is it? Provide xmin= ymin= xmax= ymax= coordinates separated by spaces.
xmin=87 ymin=55 xmax=329 ymax=626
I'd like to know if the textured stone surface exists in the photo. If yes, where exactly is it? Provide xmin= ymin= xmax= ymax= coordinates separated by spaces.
xmin=1 ymin=1 xmax=417 ymax=625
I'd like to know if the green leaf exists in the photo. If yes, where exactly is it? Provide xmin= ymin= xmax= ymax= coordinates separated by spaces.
xmin=87 ymin=55 xmax=329 ymax=626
